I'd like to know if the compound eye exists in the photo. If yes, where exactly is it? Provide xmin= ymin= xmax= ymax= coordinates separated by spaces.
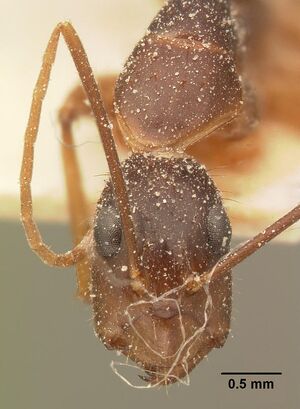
xmin=207 ymin=204 xmax=231 ymax=254
xmin=94 ymin=204 xmax=122 ymax=258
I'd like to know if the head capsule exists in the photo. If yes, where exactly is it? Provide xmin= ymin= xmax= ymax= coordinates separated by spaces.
xmin=89 ymin=153 xmax=232 ymax=384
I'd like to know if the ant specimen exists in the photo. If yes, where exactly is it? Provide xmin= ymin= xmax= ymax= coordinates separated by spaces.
xmin=21 ymin=0 xmax=300 ymax=387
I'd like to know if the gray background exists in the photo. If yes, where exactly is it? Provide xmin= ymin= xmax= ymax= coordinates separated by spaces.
xmin=1 ymin=221 xmax=299 ymax=409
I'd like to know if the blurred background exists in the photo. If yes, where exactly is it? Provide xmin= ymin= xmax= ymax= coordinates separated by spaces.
xmin=0 ymin=0 xmax=299 ymax=408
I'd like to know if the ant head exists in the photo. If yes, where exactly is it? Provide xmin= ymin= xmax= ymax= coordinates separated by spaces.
xmin=90 ymin=153 xmax=232 ymax=384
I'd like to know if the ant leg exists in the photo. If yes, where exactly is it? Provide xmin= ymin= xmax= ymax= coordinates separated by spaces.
xmin=58 ymin=87 xmax=92 ymax=299
xmin=189 ymin=204 xmax=300 ymax=292
xmin=58 ymin=75 xmax=120 ymax=300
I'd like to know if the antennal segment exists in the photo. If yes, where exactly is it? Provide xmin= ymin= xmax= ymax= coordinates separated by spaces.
xmin=20 ymin=22 xmax=139 ymax=275
xmin=188 ymin=204 xmax=300 ymax=293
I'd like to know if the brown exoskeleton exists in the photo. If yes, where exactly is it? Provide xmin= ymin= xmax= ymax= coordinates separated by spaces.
xmin=21 ymin=0 xmax=300 ymax=387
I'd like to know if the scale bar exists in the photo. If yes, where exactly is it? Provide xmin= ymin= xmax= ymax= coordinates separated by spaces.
xmin=221 ymin=372 xmax=282 ymax=375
